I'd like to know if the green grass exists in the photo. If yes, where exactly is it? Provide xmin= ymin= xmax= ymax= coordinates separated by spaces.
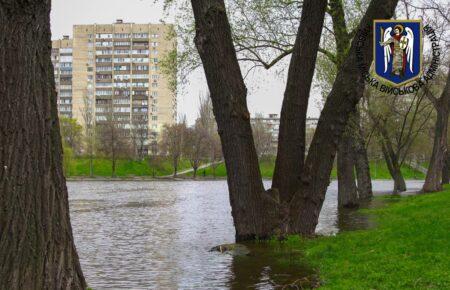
xmin=191 ymin=159 xmax=426 ymax=179
xmin=282 ymin=188 xmax=450 ymax=289
xmin=64 ymin=157 xmax=191 ymax=177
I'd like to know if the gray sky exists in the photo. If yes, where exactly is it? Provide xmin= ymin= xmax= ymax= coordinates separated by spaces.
xmin=51 ymin=0 xmax=321 ymax=125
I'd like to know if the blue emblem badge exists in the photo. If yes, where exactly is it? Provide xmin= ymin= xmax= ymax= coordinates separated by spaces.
xmin=374 ymin=20 xmax=423 ymax=86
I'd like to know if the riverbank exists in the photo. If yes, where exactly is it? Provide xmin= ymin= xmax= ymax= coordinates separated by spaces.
xmin=65 ymin=157 xmax=426 ymax=180
xmin=295 ymin=188 xmax=450 ymax=288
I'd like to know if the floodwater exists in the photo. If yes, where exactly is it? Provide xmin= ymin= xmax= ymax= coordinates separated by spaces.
xmin=68 ymin=180 xmax=423 ymax=289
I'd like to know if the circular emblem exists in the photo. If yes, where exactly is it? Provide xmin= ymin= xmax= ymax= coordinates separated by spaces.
xmin=399 ymin=36 xmax=409 ymax=49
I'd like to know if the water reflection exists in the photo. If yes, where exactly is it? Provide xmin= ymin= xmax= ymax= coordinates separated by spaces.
xmin=227 ymin=242 xmax=317 ymax=289
xmin=67 ymin=179 xmax=423 ymax=289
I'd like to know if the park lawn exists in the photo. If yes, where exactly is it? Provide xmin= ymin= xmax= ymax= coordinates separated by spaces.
xmin=188 ymin=160 xmax=426 ymax=179
xmin=293 ymin=187 xmax=450 ymax=289
xmin=65 ymin=157 xmax=191 ymax=177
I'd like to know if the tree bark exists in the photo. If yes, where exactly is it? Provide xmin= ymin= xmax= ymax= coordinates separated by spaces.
xmin=191 ymin=0 xmax=279 ymax=240
xmin=0 ymin=1 xmax=86 ymax=289
xmin=337 ymin=133 xmax=359 ymax=207
xmin=272 ymin=0 xmax=328 ymax=204
xmin=381 ymin=141 xmax=406 ymax=192
xmin=328 ymin=0 xmax=373 ymax=206
xmin=191 ymin=0 xmax=398 ymax=239
xmin=423 ymin=71 xmax=450 ymax=192
xmin=353 ymin=110 xmax=373 ymax=199
xmin=288 ymin=0 xmax=399 ymax=235
xmin=442 ymin=151 xmax=449 ymax=184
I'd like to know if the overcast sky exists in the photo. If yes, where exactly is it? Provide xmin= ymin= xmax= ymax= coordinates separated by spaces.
xmin=51 ymin=0 xmax=321 ymax=125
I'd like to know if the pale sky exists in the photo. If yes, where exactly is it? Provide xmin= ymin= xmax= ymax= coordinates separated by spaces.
xmin=50 ymin=0 xmax=321 ymax=125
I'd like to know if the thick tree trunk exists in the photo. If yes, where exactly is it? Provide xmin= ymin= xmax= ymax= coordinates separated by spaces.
xmin=272 ymin=0 xmax=327 ymax=204
xmin=423 ymin=71 xmax=450 ymax=192
xmin=191 ymin=0 xmax=398 ymax=238
xmin=336 ymin=113 xmax=358 ymax=207
xmin=337 ymin=133 xmax=359 ymax=207
xmin=353 ymin=111 xmax=373 ymax=199
xmin=0 ymin=1 xmax=86 ymax=289
xmin=192 ymin=0 xmax=279 ymax=240
xmin=288 ymin=0 xmax=398 ymax=235
xmin=329 ymin=0 xmax=373 ymax=205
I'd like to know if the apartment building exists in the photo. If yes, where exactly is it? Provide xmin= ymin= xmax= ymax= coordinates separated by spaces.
xmin=52 ymin=36 xmax=73 ymax=118
xmin=251 ymin=113 xmax=320 ymax=151
xmin=52 ymin=19 xmax=177 ymax=154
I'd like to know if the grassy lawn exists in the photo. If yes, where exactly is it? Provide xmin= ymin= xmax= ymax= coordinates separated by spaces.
xmin=288 ymin=188 xmax=450 ymax=289
xmin=64 ymin=157 xmax=191 ymax=177
xmin=190 ymin=159 xmax=426 ymax=179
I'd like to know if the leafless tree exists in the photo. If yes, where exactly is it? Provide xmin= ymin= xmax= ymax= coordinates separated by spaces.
xmin=96 ymin=100 xmax=132 ymax=177
xmin=185 ymin=124 xmax=209 ymax=178
xmin=80 ymin=94 xmax=96 ymax=177
xmin=131 ymin=115 xmax=149 ymax=160
xmin=160 ymin=117 xmax=188 ymax=177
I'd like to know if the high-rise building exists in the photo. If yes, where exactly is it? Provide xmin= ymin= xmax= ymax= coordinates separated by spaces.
xmin=52 ymin=19 xmax=177 ymax=155
xmin=52 ymin=36 xmax=73 ymax=118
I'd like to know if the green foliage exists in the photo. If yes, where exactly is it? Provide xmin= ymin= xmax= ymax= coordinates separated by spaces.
xmin=59 ymin=116 xmax=83 ymax=153
xmin=186 ymin=159 xmax=426 ymax=179
xmin=300 ymin=187 xmax=450 ymax=289
xmin=159 ymin=44 xmax=178 ymax=95
xmin=63 ymin=157 xmax=191 ymax=177
xmin=62 ymin=145 xmax=74 ymax=176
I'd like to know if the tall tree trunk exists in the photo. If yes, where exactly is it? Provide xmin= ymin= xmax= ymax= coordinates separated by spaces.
xmin=329 ymin=0 xmax=373 ymax=204
xmin=272 ymin=0 xmax=328 ymax=204
xmin=288 ymin=0 xmax=399 ymax=235
xmin=192 ymin=0 xmax=280 ymax=240
xmin=337 ymin=133 xmax=359 ymax=207
xmin=381 ymin=142 xmax=406 ymax=192
xmin=423 ymin=70 xmax=450 ymax=192
xmin=337 ymin=112 xmax=363 ymax=206
xmin=353 ymin=110 xmax=373 ymax=199
xmin=0 ymin=1 xmax=86 ymax=288
xmin=442 ymin=152 xmax=449 ymax=184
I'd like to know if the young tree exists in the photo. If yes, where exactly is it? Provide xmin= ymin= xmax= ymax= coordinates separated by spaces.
xmin=367 ymin=88 xmax=434 ymax=192
xmin=0 ymin=1 xmax=86 ymax=287
xmin=185 ymin=124 xmax=208 ymax=178
xmin=131 ymin=115 xmax=149 ymax=160
xmin=59 ymin=116 xmax=83 ymax=154
xmin=97 ymin=101 xmax=132 ymax=177
xmin=160 ymin=119 xmax=188 ymax=177
xmin=80 ymin=93 xmax=96 ymax=177
xmin=147 ymin=139 xmax=162 ymax=177
xmin=423 ymin=67 xmax=450 ymax=192
xmin=191 ymin=0 xmax=398 ymax=239
xmin=197 ymin=94 xmax=223 ymax=177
